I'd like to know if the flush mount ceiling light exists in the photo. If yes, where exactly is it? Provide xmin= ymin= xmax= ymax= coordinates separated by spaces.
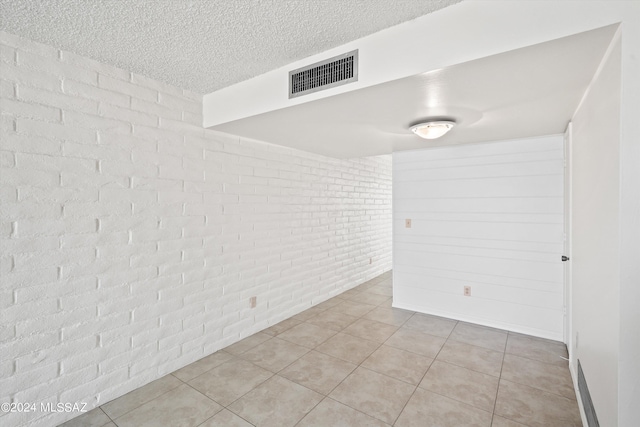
xmin=410 ymin=120 xmax=456 ymax=139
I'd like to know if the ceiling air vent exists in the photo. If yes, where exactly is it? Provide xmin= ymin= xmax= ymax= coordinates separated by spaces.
xmin=289 ymin=50 xmax=358 ymax=98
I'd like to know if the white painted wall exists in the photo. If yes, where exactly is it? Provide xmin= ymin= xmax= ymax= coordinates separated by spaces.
xmin=615 ymin=13 xmax=640 ymax=427
xmin=204 ymin=1 xmax=640 ymax=128
xmin=0 ymin=32 xmax=392 ymax=427
xmin=393 ymin=135 xmax=565 ymax=340
xmin=1 ymin=1 xmax=639 ymax=426
xmin=570 ymin=33 xmax=621 ymax=427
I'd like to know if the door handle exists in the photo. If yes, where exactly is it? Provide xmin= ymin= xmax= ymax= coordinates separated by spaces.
xmin=562 ymin=255 xmax=570 ymax=262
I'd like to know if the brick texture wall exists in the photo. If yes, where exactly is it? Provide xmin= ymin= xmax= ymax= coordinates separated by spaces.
xmin=0 ymin=31 xmax=392 ymax=427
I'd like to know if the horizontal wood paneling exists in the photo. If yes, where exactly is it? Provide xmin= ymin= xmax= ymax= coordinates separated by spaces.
xmin=393 ymin=135 xmax=565 ymax=339
xmin=394 ymin=196 xmax=563 ymax=214
xmin=394 ymin=159 xmax=563 ymax=181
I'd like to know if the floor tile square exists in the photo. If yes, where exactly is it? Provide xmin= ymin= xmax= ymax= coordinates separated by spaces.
xmin=228 ymin=375 xmax=323 ymax=427
xmin=240 ymin=337 xmax=309 ymax=372
xmin=437 ymin=340 xmax=504 ymax=377
xmin=420 ymin=360 xmax=499 ymax=411
xmin=279 ymin=350 xmax=357 ymax=395
xmin=58 ymin=408 xmax=111 ymax=427
xmin=345 ymin=291 xmax=390 ymax=306
xmin=395 ymin=387 xmax=492 ymax=427
xmin=501 ymin=354 xmax=575 ymax=399
xmin=188 ymin=358 xmax=272 ymax=406
xmin=351 ymin=286 xmax=376 ymax=295
xmin=114 ymin=384 xmax=221 ymax=427
xmin=314 ymin=297 xmax=343 ymax=310
xmin=329 ymin=367 xmax=415 ymax=424
xmin=101 ymin=374 xmax=182 ymax=419
xmin=385 ymin=327 xmax=445 ymax=358
xmin=353 ymin=279 xmax=379 ymax=291
xmin=198 ymin=409 xmax=253 ymax=427
xmin=315 ymin=332 xmax=380 ymax=364
xmin=342 ymin=318 xmax=398 ymax=343
xmin=377 ymin=297 xmax=393 ymax=306
xmin=494 ymin=379 xmax=581 ymax=426
xmin=506 ymin=333 xmax=568 ymax=367
xmin=292 ymin=306 xmax=327 ymax=322
xmin=367 ymin=285 xmax=393 ymax=297
xmin=378 ymin=278 xmax=392 ymax=286
xmin=296 ymin=397 xmax=390 ymax=427
xmin=491 ymin=415 xmax=528 ymax=427
xmin=225 ymin=332 xmax=272 ymax=355
xmin=328 ymin=300 xmax=377 ymax=317
xmin=172 ymin=350 xmax=234 ymax=382
xmin=340 ymin=288 xmax=363 ymax=298
xmin=276 ymin=322 xmax=337 ymax=348
xmin=363 ymin=306 xmax=413 ymax=326
xmin=403 ymin=313 xmax=457 ymax=338
xmin=263 ymin=317 xmax=302 ymax=336
xmin=377 ymin=297 xmax=394 ymax=307
xmin=361 ymin=345 xmax=432 ymax=385
xmin=307 ymin=310 xmax=358 ymax=331
xmin=450 ymin=322 xmax=508 ymax=352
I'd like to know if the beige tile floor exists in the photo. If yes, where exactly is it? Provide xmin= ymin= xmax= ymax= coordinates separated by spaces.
xmin=61 ymin=272 xmax=582 ymax=427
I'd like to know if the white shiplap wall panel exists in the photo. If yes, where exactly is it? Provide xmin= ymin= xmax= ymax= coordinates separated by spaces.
xmin=394 ymin=137 xmax=560 ymax=162
xmin=395 ymin=197 xmax=563 ymax=214
xmin=395 ymin=271 xmax=562 ymax=307
xmin=399 ymin=235 xmax=563 ymax=255
xmin=397 ymin=219 xmax=563 ymax=243
xmin=394 ymin=175 xmax=562 ymax=199
xmin=394 ymin=283 xmax=564 ymax=336
xmin=393 ymin=135 xmax=565 ymax=340
xmin=394 ymin=159 xmax=563 ymax=181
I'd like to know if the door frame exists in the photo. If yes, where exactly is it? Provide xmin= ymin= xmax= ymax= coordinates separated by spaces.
xmin=563 ymin=122 xmax=573 ymax=349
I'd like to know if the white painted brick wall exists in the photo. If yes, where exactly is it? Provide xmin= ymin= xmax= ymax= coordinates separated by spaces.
xmin=0 ymin=31 xmax=392 ymax=427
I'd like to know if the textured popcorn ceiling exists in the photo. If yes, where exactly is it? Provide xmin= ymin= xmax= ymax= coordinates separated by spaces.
xmin=0 ymin=0 xmax=461 ymax=93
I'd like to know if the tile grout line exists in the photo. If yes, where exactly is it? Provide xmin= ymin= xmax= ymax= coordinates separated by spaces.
xmin=322 ymin=338 xmax=395 ymax=426
xmin=236 ymin=291 xmax=397 ymax=426
xmin=294 ymin=297 xmax=406 ymax=426
xmin=98 ymin=377 xmax=183 ymax=423
xmin=409 ymin=321 xmax=508 ymax=418
xmin=499 ymin=377 xmax=580 ymax=402
xmin=489 ymin=331 xmax=508 ymax=426
xmin=171 ymin=350 xmax=235 ymax=383
xmin=430 ymin=355 xmax=502 ymax=378
xmin=502 ymin=334 xmax=578 ymax=402
xmin=98 ymin=406 xmax=117 ymax=426
xmin=216 ymin=336 xmax=318 ymax=424
xmin=275 ymin=331 xmax=365 ymax=426
xmin=298 ymin=395 xmax=394 ymax=427
xmin=504 ymin=351 xmax=571 ymax=367
xmin=180 ymin=380 xmax=243 ymax=427
xmin=389 ymin=319 xmax=458 ymax=425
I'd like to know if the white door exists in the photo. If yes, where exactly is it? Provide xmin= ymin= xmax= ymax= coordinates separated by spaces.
xmin=563 ymin=123 xmax=573 ymax=347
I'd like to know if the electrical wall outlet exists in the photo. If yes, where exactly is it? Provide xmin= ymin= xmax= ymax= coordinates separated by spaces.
xmin=464 ymin=286 xmax=471 ymax=296
xmin=250 ymin=296 xmax=257 ymax=308
xmin=405 ymin=219 xmax=412 ymax=228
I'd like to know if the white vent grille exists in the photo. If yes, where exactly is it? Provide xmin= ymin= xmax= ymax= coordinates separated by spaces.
xmin=289 ymin=50 xmax=358 ymax=98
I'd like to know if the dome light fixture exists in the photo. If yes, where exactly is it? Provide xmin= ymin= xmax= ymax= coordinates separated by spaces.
xmin=410 ymin=120 xmax=456 ymax=139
